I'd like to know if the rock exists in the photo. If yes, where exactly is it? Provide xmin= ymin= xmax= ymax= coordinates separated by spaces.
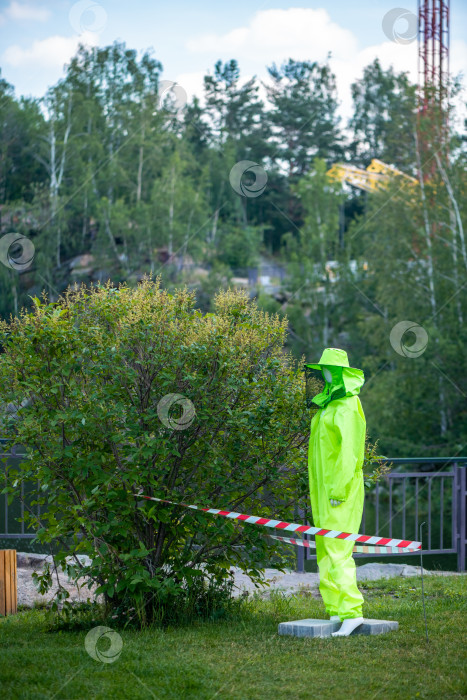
xmin=231 ymin=567 xmax=320 ymax=598
xmin=356 ymin=563 xmax=431 ymax=581
xmin=16 ymin=552 xmax=53 ymax=569
xmin=69 ymin=253 xmax=94 ymax=269
xmin=16 ymin=552 xmax=92 ymax=570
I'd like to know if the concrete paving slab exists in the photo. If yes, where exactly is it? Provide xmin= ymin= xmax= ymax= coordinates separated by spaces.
xmin=278 ymin=619 xmax=340 ymax=638
xmin=278 ymin=618 xmax=398 ymax=638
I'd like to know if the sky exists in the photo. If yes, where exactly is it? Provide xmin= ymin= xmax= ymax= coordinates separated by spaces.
xmin=0 ymin=0 xmax=466 ymax=126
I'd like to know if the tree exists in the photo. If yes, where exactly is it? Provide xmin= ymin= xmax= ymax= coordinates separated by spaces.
xmin=282 ymin=158 xmax=345 ymax=354
xmin=344 ymin=159 xmax=467 ymax=455
xmin=0 ymin=280 xmax=317 ymax=624
xmin=202 ymin=59 xmax=272 ymax=236
xmin=349 ymin=58 xmax=417 ymax=171
xmin=0 ymin=72 xmax=47 ymax=207
xmin=265 ymin=58 xmax=343 ymax=177
xmin=262 ymin=59 xmax=343 ymax=252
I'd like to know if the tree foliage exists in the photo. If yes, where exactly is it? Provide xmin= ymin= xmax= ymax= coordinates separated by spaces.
xmin=0 ymin=280 xmax=317 ymax=623
xmin=0 ymin=40 xmax=465 ymax=457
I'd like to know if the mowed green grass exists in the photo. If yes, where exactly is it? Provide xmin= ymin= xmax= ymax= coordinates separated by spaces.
xmin=1 ymin=574 xmax=466 ymax=700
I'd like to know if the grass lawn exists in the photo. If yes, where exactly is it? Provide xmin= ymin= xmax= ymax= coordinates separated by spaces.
xmin=1 ymin=574 xmax=466 ymax=700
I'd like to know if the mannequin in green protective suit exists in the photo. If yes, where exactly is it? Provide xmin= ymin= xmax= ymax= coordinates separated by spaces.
xmin=305 ymin=348 xmax=366 ymax=637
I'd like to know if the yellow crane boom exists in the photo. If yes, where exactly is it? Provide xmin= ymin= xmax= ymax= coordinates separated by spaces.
xmin=327 ymin=159 xmax=418 ymax=193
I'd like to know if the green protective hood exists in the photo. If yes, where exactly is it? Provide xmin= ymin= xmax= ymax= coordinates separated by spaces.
xmin=305 ymin=348 xmax=365 ymax=408
xmin=340 ymin=366 xmax=365 ymax=396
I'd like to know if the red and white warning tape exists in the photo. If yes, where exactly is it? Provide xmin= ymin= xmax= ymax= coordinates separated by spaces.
xmin=136 ymin=493 xmax=421 ymax=550
xmin=269 ymin=534 xmax=412 ymax=554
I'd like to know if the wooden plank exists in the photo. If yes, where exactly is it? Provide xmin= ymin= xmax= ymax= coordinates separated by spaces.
xmin=0 ymin=550 xmax=17 ymax=615
xmin=0 ymin=551 xmax=4 ymax=616
xmin=4 ymin=550 xmax=11 ymax=615
xmin=9 ymin=550 xmax=14 ymax=614
xmin=13 ymin=550 xmax=17 ymax=613
xmin=5 ymin=549 xmax=11 ymax=615
xmin=9 ymin=551 xmax=17 ymax=614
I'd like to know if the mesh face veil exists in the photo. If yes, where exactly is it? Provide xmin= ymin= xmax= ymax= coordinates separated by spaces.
xmin=305 ymin=366 xmax=323 ymax=408
xmin=305 ymin=364 xmax=346 ymax=408
xmin=322 ymin=365 xmax=343 ymax=387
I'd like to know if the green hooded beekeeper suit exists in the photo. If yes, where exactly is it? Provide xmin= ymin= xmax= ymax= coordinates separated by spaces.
xmin=305 ymin=347 xmax=366 ymax=620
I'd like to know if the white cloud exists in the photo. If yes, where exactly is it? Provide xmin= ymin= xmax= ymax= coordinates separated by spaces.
xmin=173 ymin=71 xmax=205 ymax=105
xmin=186 ymin=8 xmax=357 ymax=64
xmin=4 ymin=1 xmax=51 ymax=22
xmin=2 ymin=32 xmax=99 ymax=69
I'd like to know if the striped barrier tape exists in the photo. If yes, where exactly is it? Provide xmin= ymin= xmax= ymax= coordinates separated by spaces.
xmin=135 ymin=493 xmax=421 ymax=550
xmin=268 ymin=534 xmax=413 ymax=554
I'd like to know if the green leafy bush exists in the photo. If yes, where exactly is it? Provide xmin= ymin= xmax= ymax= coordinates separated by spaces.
xmin=0 ymin=277 xmax=317 ymax=625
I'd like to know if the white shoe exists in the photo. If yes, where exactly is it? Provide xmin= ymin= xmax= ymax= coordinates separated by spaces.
xmin=331 ymin=617 xmax=364 ymax=637
xmin=329 ymin=615 xmax=340 ymax=622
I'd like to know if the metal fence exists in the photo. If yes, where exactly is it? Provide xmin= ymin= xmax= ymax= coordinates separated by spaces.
xmin=296 ymin=458 xmax=467 ymax=572
xmin=1 ymin=443 xmax=466 ymax=571
xmin=0 ymin=440 xmax=37 ymax=540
